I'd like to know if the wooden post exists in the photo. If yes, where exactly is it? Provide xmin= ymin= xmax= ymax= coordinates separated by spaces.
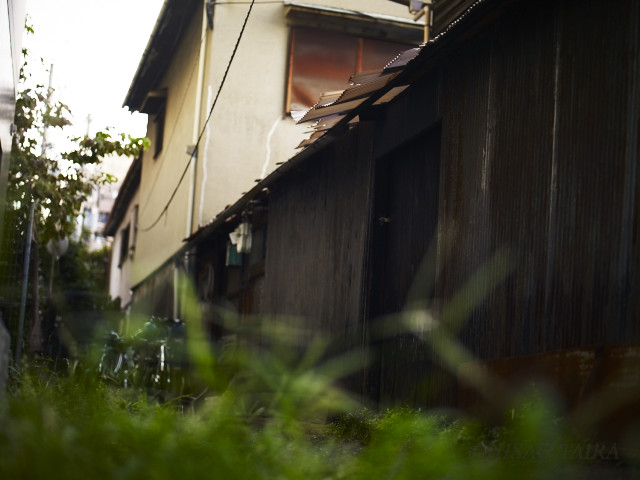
xmin=412 ymin=1 xmax=432 ymax=42
xmin=424 ymin=5 xmax=430 ymax=42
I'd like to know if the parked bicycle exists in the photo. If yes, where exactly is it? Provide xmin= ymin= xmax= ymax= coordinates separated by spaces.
xmin=98 ymin=330 xmax=127 ymax=385
xmin=98 ymin=316 xmax=189 ymax=397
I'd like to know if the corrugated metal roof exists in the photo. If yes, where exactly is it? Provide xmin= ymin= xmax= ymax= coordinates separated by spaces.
xmin=103 ymin=156 xmax=142 ymax=237
xmin=384 ymin=46 xmax=423 ymax=70
xmin=298 ymin=98 xmax=367 ymax=123
xmin=333 ymin=72 xmax=400 ymax=104
xmin=124 ymin=0 xmax=201 ymax=111
xmin=294 ymin=0 xmax=493 ymax=147
xmin=294 ymin=44 xmax=424 ymax=143
xmin=187 ymin=0 xmax=497 ymax=243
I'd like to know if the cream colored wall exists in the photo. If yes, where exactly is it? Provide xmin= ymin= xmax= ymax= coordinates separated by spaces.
xmin=132 ymin=6 xmax=203 ymax=285
xmin=305 ymin=0 xmax=412 ymax=17
xmin=108 ymin=190 xmax=139 ymax=308
xmin=193 ymin=0 xmax=416 ymax=228
xmin=131 ymin=0 xmax=417 ymax=286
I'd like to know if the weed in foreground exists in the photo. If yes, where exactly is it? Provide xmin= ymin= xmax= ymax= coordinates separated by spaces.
xmin=2 ymin=353 xmax=637 ymax=479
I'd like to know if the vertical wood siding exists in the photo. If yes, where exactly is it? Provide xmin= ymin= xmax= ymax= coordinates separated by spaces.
xmin=365 ymin=0 xmax=640 ymax=406
xmin=262 ymin=123 xmax=375 ymax=361
xmin=189 ymin=0 xmax=639 ymax=410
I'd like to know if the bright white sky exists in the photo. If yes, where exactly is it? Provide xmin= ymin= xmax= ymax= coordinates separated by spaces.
xmin=23 ymin=0 xmax=164 ymax=140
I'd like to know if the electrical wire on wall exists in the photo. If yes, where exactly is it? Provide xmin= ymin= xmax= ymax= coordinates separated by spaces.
xmin=137 ymin=35 xmax=204 ymax=221
xmin=137 ymin=0 xmax=257 ymax=232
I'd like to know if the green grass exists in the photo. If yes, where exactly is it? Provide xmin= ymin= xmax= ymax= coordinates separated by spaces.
xmin=2 ymin=358 xmax=633 ymax=480
xmin=2 ymin=269 xmax=635 ymax=479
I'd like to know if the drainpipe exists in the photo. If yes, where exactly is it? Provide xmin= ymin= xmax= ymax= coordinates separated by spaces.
xmin=178 ymin=0 xmax=209 ymax=319
xmin=15 ymin=202 xmax=34 ymax=366
xmin=187 ymin=0 xmax=210 ymax=239
xmin=410 ymin=0 xmax=433 ymax=42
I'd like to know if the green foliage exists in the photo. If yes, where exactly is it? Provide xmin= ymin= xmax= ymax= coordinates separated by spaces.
xmin=3 ymin=353 xmax=630 ymax=480
xmin=2 ymin=234 xmax=633 ymax=479
xmin=2 ymin=268 xmax=634 ymax=478
xmin=8 ymin=32 xmax=148 ymax=243
xmin=43 ymin=235 xmax=112 ymax=305
xmin=330 ymin=408 xmax=376 ymax=444
xmin=2 ymin=24 xmax=147 ymax=361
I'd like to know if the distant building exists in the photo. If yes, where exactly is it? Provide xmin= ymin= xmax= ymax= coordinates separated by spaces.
xmin=0 ymin=0 xmax=27 ymax=381
xmin=0 ymin=0 xmax=28 ymax=240
xmin=104 ymin=155 xmax=140 ymax=309
xmin=77 ymin=154 xmax=132 ymax=251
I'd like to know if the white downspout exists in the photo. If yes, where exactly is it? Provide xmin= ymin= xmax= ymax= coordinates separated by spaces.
xmin=187 ymin=0 xmax=209 ymax=238
xmin=178 ymin=0 xmax=209 ymax=320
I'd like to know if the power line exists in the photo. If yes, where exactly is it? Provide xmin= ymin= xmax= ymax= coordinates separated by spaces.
xmin=137 ymin=34 xmax=204 ymax=219
xmin=213 ymin=1 xmax=281 ymax=3
xmin=138 ymin=0 xmax=257 ymax=232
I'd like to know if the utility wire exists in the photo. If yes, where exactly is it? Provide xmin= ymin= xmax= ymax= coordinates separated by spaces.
xmin=138 ymin=0 xmax=257 ymax=232
xmin=213 ymin=1 xmax=281 ymax=3
xmin=138 ymin=34 xmax=204 ymax=219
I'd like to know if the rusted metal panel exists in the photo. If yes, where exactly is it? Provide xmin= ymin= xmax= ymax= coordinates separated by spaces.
xmin=335 ymin=72 xmax=399 ymax=105
xmin=458 ymin=343 xmax=640 ymax=439
xmin=432 ymin=0 xmax=640 ymax=367
xmin=368 ymin=126 xmax=443 ymax=406
xmin=469 ymin=0 xmax=557 ymax=360
xmin=361 ymin=0 xmax=640 ymax=407
xmin=131 ymin=262 xmax=175 ymax=318
xmin=262 ymin=122 xmax=375 ymax=360
xmin=298 ymin=98 xmax=366 ymax=123
xmin=296 ymin=44 xmax=424 ymax=146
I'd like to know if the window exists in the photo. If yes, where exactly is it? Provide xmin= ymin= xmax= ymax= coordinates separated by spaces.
xmin=83 ymin=208 xmax=92 ymax=228
xmin=130 ymin=205 xmax=139 ymax=258
xmin=118 ymin=224 xmax=130 ymax=268
xmin=286 ymin=27 xmax=409 ymax=112
xmin=141 ymin=89 xmax=167 ymax=159
xmin=153 ymin=105 xmax=166 ymax=159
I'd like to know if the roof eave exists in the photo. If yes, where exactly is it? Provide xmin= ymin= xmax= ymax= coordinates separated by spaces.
xmin=123 ymin=0 xmax=200 ymax=112
xmin=104 ymin=156 xmax=142 ymax=237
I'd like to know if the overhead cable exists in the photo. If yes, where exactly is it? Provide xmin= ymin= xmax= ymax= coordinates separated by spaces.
xmin=138 ymin=0 xmax=257 ymax=232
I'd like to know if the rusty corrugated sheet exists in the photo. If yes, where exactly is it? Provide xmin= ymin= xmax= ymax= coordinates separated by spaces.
xmin=294 ymin=0 xmax=498 ymax=147
xmin=361 ymin=0 xmax=640 ymax=409
xmin=432 ymin=0 xmax=640 ymax=368
xmin=330 ymin=72 xmax=399 ymax=105
xmin=298 ymin=98 xmax=367 ymax=123
xmin=296 ymin=45 xmax=424 ymax=142
xmin=263 ymin=123 xmax=375 ymax=365
xmin=185 ymin=0 xmax=639 ymax=415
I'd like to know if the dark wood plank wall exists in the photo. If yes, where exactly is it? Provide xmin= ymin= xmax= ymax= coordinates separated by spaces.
xmin=545 ymin=0 xmax=640 ymax=348
xmin=436 ymin=0 xmax=560 ymax=361
xmin=131 ymin=262 xmax=175 ymax=318
xmin=262 ymin=124 xmax=375 ymax=359
xmin=482 ymin=1 xmax=557 ymax=359
xmin=366 ymin=0 xmax=640 ymax=406
xmin=367 ymin=128 xmax=444 ymax=407
xmin=185 ymin=0 xmax=639 ymax=410
xmin=431 ymin=0 xmax=640 ymax=361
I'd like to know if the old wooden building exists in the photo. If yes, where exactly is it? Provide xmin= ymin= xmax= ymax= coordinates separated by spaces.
xmin=183 ymin=0 xmax=639 ymax=436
